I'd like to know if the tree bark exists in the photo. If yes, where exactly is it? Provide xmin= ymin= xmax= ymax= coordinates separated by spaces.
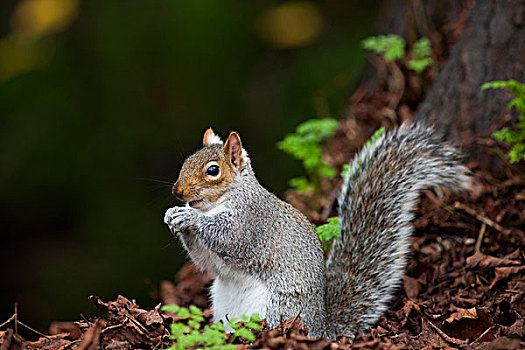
xmin=414 ymin=0 xmax=525 ymax=171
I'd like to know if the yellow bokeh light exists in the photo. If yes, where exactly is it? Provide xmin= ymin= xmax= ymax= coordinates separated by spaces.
xmin=10 ymin=0 xmax=79 ymax=40
xmin=0 ymin=0 xmax=79 ymax=81
xmin=256 ymin=1 xmax=323 ymax=49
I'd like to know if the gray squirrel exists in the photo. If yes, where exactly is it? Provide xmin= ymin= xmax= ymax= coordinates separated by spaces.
xmin=163 ymin=123 xmax=471 ymax=339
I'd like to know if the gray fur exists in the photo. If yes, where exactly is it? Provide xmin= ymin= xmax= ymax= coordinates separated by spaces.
xmin=165 ymin=156 xmax=327 ymax=336
xmin=325 ymin=122 xmax=470 ymax=338
xmin=164 ymin=122 xmax=470 ymax=340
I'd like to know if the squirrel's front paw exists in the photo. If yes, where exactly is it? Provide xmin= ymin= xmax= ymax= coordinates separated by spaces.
xmin=164 ymin=206 xmax=198 ymax=233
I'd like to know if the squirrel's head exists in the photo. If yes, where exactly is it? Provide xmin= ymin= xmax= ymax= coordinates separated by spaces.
xmin=172 ymin=128 xmax=247 ymax=210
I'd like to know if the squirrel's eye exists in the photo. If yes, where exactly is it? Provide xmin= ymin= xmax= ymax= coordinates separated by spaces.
xmin=205 ymin=165 xmax=220 ymax=177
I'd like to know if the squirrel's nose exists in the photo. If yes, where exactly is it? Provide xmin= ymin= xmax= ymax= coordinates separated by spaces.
xmin=172 ymin=183 xmax=184 ymax=199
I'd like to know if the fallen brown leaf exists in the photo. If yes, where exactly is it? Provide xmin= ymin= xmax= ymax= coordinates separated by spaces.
xmin=441 ymin=307 xmax=493 ymax=339
xmin=489 ymin=266 xmax=525 ymax=289
xmin=466 ymin=251 xmax=521 ymax=269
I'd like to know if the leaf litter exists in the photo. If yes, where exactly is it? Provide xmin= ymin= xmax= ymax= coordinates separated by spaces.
xmin=1 ymin=4 xmax=524 ymax=348
xmin=1 ymin=146 xmax=523 ymax=350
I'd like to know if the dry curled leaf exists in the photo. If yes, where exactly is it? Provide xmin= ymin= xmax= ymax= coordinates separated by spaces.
xmin=466 ymin=251 xmax=521 ymax=269
xmin=489 ymin=266 xmax=525 ymax=289
xmin=441 ymin=307 xmax=493 ymax=339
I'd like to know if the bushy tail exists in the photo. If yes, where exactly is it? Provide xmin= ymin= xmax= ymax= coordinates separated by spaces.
xmin=325 ymin=122 xmax=471 ymax=338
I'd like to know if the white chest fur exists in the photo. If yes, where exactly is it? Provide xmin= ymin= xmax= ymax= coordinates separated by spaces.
xmin=211 ymin=274 xmax=269 ymax=324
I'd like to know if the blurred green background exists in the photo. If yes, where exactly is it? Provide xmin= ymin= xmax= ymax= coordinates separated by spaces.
xmin=0 ymin=0 xmax=381 ymax=330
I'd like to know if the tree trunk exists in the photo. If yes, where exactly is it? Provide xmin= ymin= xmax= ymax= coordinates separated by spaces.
xmin=414 ymin=0 xmax=525 ymax=172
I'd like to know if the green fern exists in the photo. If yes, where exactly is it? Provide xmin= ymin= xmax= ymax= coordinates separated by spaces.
xmin=313 ymin=217 xmax=340 ymax=251
xmin=160 ymin=305 xmax=262 ymax=349
xmin=406 ymin=37 xmax=433 ymax=74
xmin=361 ymin=34 xmax=405 ymax=62
xmin=227 ymin=314 xmax=262 ymax=344
xmin=482 ymin=79 xmax=525 ymax=163
xmin=277 ymin=118 xmax=339 ymax=194
xmin=362 ymin=34 xmax=433 ymax=74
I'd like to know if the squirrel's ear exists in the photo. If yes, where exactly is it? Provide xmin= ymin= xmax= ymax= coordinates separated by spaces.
xmin=203 ymin=127 xmax=223 ymax=146
xmin=224 ymin=132 xmax=243 ymax=170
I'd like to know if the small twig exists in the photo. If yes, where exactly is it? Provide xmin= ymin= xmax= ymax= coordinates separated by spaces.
xmin=80 ymin=313 xmax=92 ymax=325
xmin=101 ymin=323 xmax=124 ymax=334
xmin=424 ymin=318 xmax=466 ymax=345
xmin=16 ymin=319 xmax=51 ymax=340
xmin=63 ymin=339 xmax=82 ymax=349
xmin=475 ymin=223 xmax=487 ymax=253
xmin=0 ymin=314 xmax=15 ymax=329
xmin=453 ymin=202 xmax=505 ymax=232
xmin=470 ymin=325 xmax=496 ymax=345
xmin=124 ymin=312 xmax=151 ymax=335
xmin=505 ymin=289 xmax=524 ymax=294
xmin=14 ymin=303 xmax=18 ymax=335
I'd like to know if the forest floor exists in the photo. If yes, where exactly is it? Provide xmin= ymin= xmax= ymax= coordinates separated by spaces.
xmin=2 ymin=5 xmax=524 ymax=347
xmin=0 ymin=166 xmax=523 ymax=349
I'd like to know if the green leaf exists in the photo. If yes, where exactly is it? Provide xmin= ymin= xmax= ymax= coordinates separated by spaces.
xmin=176 ymin=307 xmax=190 ymax=318
xmin=161 ymin=305 xmax=180 ymax=313
xmin=249 ymin=314 xmax=262 ymax=322
xmin=484 ymin=79 xmax=525 ymax=163
xmin=493 ymin=128 xmax=510 ymax=142
xmin=295 ymin=118 xmax=339 ymax=138
xmin=170 ymin=323 xmax=190 ymax=338
xmin=319 ymin=164 xmax=336 ymax=178
xmin=211 ymin=345 xmax=236 ymax=350
xmin=202 ymin=326 xmax=226 ymax=345
xmin=340 ymin=164 xmax=350 ymax=178
xmin=481 ymin=81 xmax=508 ymax=90
xmin=364 ymin=127 xmax=385 ymax=149
xmin=361 ymin=36 xmax=384 ymax=53
xmin=407 ymin=57 xmax=433 ymax=74
xmin=482 ymin=79 xmax=525 ymax=97
xmin=211 ymin=322 xmax=225 ymax=332
xmin=385 ymin=42 xmax=405 ymax=61
xmin=342 ymin=126 xmax=385 ymax=181
xmin=508 ymin=98 xmax=525 ymax=114
xmin=288 ymin=177 xmax=314 ymax=194
xmin=361 ymin=34 xmax=406 ymax=61
xmin=313 ymin=216 xmax=341 ymax=251
xmin=277 ymin=118 xmax=339 ymax=200
xmin=228 ymin=320 xmax=241 ymax=330
xmin=188 ymin=320 xmax=201 ymax=330
xmin=244 ymin=321 xmax=262 ymax=330
xmin=189 ymin=305 xmax=202 ymax=315
xmin=234 ymin=328 xmax=255 ymax=342
xmin=413 ymin=37 xmax=432 ymax=58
